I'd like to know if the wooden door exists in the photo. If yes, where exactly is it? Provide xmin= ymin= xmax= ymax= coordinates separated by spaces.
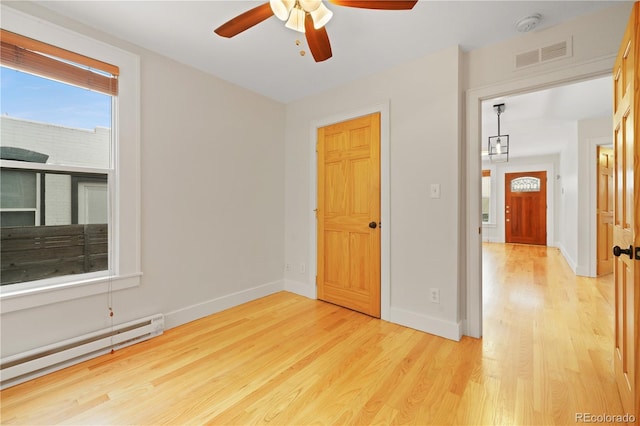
xmin=597 ymin=146 xmax=614 ymax=276
xmin=505 ymin=171 xmax=547 ymax=245
xmin=317 ymin=113 xmax=381 ymax=317
xmin=612 ymin=2 xmax=639 ymax=416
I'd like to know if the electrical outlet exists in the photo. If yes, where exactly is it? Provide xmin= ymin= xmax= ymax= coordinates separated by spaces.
xmin=285 ymin=263 xmax=292 ymax=272
xmin=299 ymin=263 xmax=306 ymax=274
xmin=429 ymin=288 xmax=440 ymax=304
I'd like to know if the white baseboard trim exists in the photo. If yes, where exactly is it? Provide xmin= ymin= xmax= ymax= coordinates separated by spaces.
xmin=284 ymin=279 xmax=316 ymax=299
xmin=389 ymin=306 xmax=462 ymax=341
xmin=554 ymin=243 xmax=592 ymax=277
xmin=557 ymin=244 xmax=578 ymax=274
xmin=575 ymin=265 xmax=592 ymax=277
xmin=164 ymin=280 xmax=284 ymax=330
xmin=462 ymin=318 xmax=482 ymax=339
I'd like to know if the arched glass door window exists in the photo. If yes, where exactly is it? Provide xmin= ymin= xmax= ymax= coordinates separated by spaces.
xmin=511 ymin=177 xmax=541 ymax=192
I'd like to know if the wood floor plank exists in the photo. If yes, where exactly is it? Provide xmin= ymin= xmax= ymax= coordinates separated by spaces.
xmin=0 ymin=243 xmax=627 ymax=425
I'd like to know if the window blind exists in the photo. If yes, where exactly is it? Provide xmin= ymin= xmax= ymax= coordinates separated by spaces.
xmin=0 ymin=29 xmax=118 ymax=95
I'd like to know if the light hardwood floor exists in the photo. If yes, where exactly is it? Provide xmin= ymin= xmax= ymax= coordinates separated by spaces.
xmin=0 ymin=244 xmax=625 ymax=425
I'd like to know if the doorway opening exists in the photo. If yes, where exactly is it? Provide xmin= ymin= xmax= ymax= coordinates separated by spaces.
xmin=467 ymin=71 xmax=614 ymax=338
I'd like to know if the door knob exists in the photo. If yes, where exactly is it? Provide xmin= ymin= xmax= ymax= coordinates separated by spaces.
xmin=613 ymin=245 xmax=633 ymax=259
xmin=369 ymin=222 xmax=378 ymax=229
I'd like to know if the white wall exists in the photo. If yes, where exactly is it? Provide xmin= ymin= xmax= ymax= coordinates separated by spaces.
xmin=578 ymin=117 xmax=613 ymax=276
xmin=138 ymin=52 xmax=285 ymax=326
xmin=467 ymin=3 xmax=633 ymax=90
xmin=556 ymin=117 xmax=612 ymax=276
xmin=284 ymin=46 xmax=464 ymax=339
xmin=1 ymin=3 xmax=286 ymax=357
xmin=558 ymin=125 xmax=580 ymax=271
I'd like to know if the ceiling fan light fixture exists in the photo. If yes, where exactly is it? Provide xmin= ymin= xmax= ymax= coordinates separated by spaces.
xmin=285 ymin=6 xmax=306 ymax=33
xmin=310 ymin=3 xmax=333 ymax=29
xmin=270 ymin=0 xmax=294 ymax=21
xmin=299 ymin=0 xmax=322 ymax=12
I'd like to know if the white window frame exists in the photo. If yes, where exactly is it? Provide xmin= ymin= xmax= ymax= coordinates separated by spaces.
xmin=481 ymin=165 xmax=497 ymax=226
xmin=0 ymin=5 xmax=141 ymax=312
xmin=481 ymin=171 xmax=491 ymax=224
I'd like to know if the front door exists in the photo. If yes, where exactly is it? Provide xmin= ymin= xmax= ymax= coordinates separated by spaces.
xmin=317 ymin=112 xmax=381 ymax=317
xmin=612 ymin=2 xmax=639 ymax=415
xmin=597 ymin=146 xmax=614 ymax=276
xmin=505 ymin=171 xmax=547 ymax=245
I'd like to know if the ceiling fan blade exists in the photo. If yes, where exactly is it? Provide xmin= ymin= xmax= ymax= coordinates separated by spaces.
xmin=305 ymin=14 xmax=332 ymax=62
xmin=214 ymin=2 xmax=274 ymax=38
xmin=327 ymin=0 xmax=417 ymax=10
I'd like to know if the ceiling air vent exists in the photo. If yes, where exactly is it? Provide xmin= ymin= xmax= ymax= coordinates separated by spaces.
xmin=515 ymin=49 xmax=540 ymax=68
xmin=514 ymin=37 xmax=572 ymax=70
xmin=541 ymin=41 xmax=568 ymax=62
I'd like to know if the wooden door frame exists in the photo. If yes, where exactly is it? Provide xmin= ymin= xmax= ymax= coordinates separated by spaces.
xmin=465 ymin=57 xmax=615 ymax=338
xmin=308 ymin=101 xmax=391 ymax=321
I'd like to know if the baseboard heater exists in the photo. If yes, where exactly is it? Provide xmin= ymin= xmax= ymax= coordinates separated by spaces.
xmin=0 ymin=314 xmax=164 ymax=389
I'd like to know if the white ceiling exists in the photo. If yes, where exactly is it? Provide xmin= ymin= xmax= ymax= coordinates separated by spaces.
xmin=481 ymin=76 xmax=613 ymax=159
xmin=31 ymin=0 xmax=620 ymax=157
xmin=34 ymin=0 xmax=623 ymax=103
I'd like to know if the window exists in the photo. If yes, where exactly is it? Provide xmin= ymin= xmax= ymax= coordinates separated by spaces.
xmin=0 ymin=169 xmax=39 ymax=226
xmin=0 ymin=6 xmax=140 ymax=311
xmin=510 ymin=176 xmax=541 ymax=192
xmin=1 ymin=29 xmax=114 ymax=286
xmin=482 ymin=170 xmax=491 ymax=223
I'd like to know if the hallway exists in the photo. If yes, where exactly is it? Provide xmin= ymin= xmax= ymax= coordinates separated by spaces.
xmin=481 ymin=243 xmax=622 ymax=423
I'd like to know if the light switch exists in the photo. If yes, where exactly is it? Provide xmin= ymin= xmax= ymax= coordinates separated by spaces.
xmin=430 ymin=183 xmax=441 ymax=199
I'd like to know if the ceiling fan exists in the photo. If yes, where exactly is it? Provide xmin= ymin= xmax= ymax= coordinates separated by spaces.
xmin=214 ymin=0 xmax=418 ymax=62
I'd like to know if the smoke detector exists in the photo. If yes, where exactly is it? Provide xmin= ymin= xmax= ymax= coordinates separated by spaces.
xmin=516 ymin=14 xmax=542 ymax=33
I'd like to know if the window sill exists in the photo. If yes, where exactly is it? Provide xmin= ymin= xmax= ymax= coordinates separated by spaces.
xmin=0 ymin=272 xmax=141 ymax=313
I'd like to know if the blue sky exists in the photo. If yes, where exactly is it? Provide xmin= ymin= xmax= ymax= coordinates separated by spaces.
xmin=1 ymin=67 xmax=111 ymax=130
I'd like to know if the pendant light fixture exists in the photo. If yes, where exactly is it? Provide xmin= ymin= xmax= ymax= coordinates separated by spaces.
xmin=488 ymin=103 xmax=509 ymax=162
